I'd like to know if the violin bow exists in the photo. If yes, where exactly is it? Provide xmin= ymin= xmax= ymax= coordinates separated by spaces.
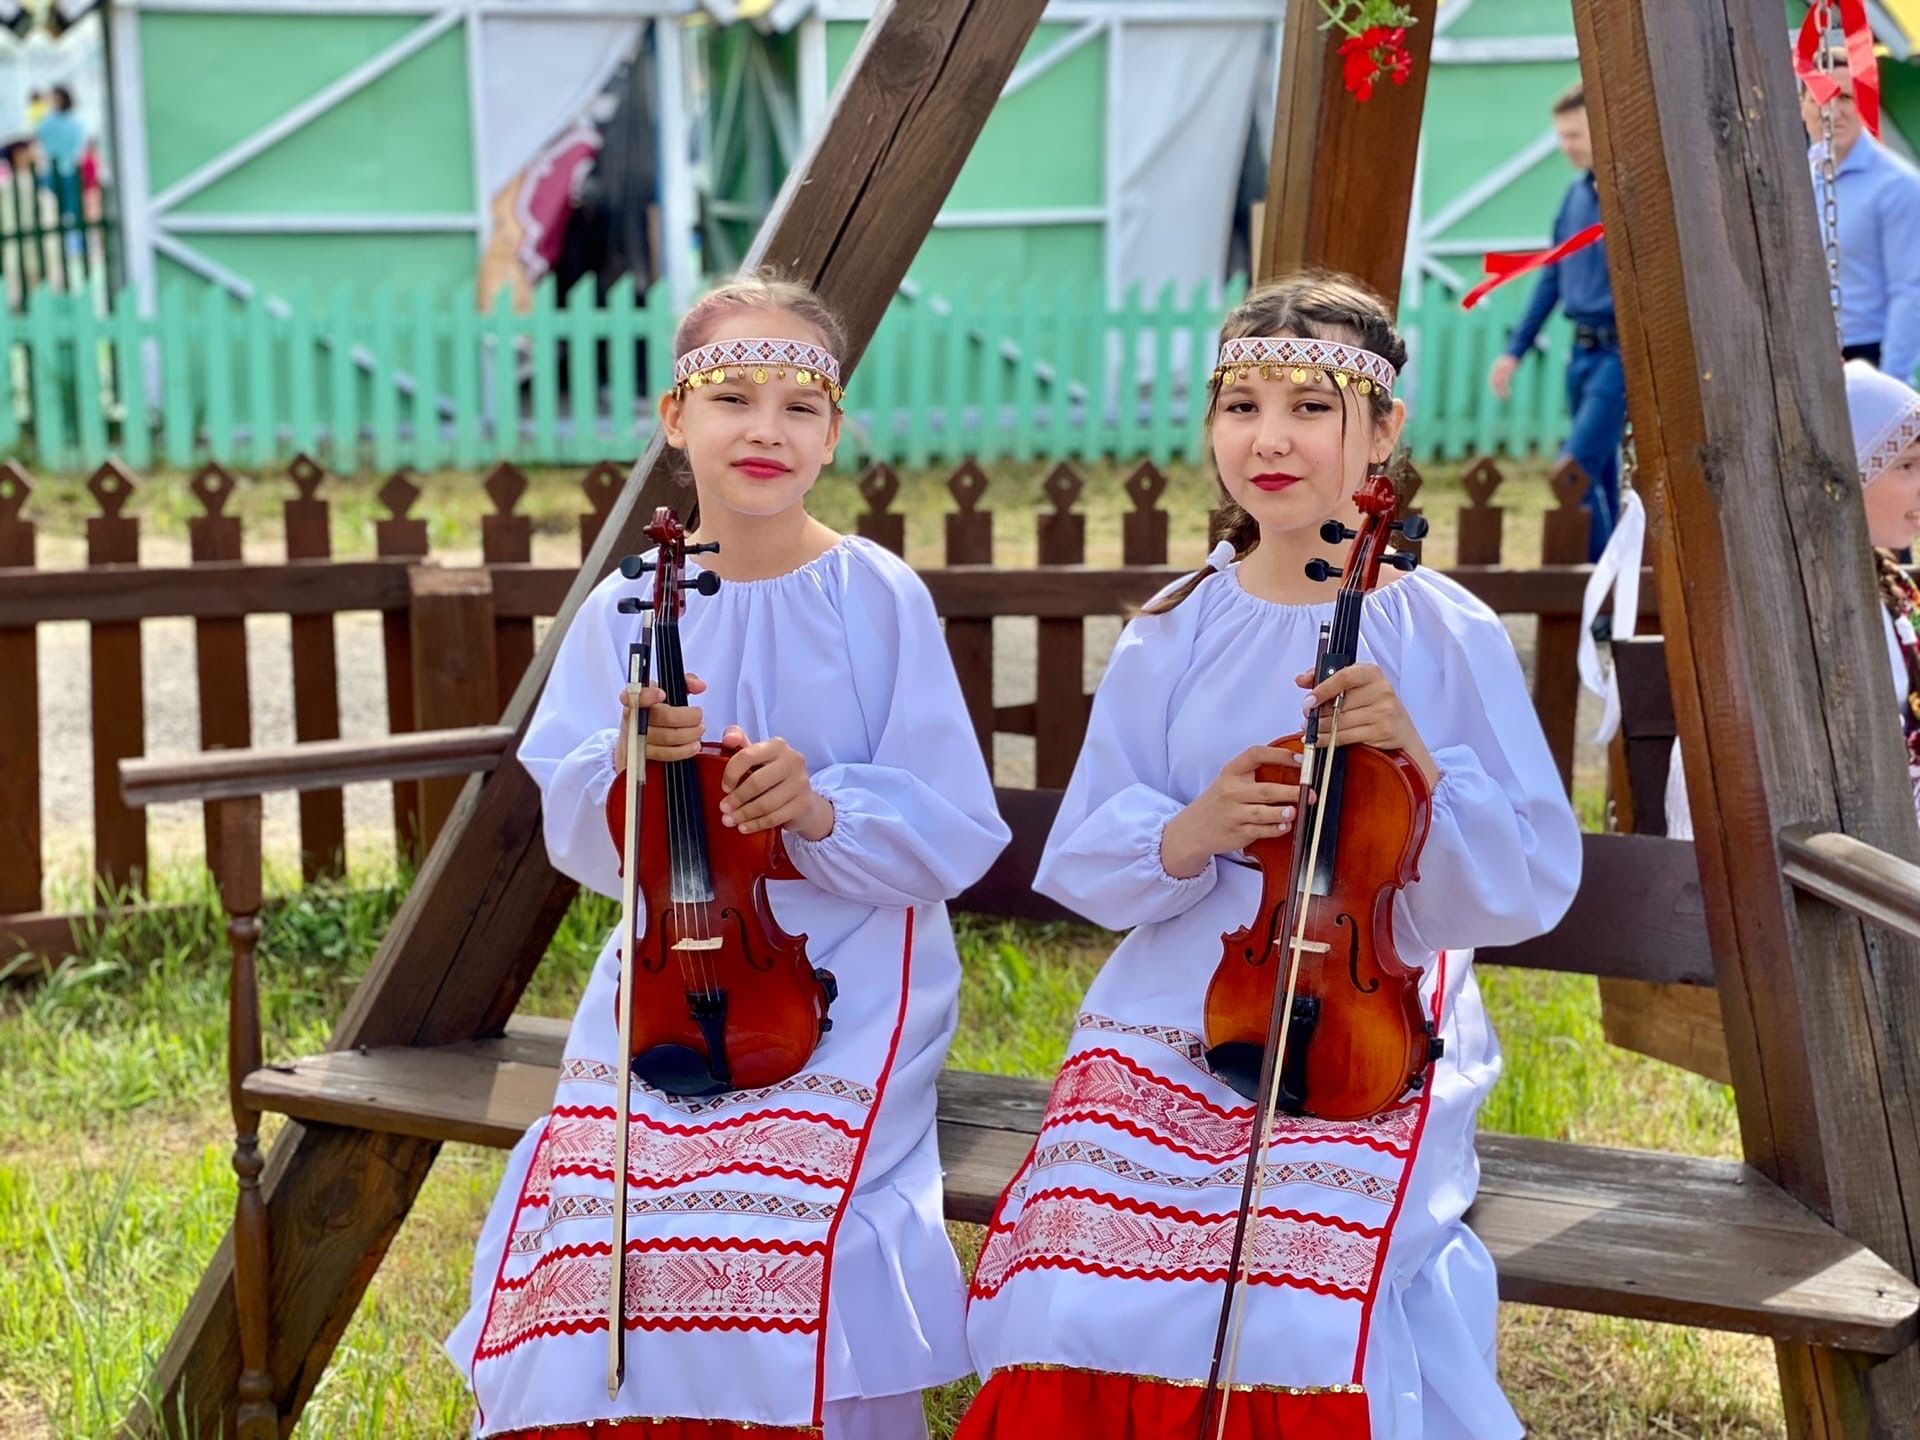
xmin=608 ymin=608 xmax=654 ymax=1399
xmin=1198 ymin=641 xmax=1348 ymax=1440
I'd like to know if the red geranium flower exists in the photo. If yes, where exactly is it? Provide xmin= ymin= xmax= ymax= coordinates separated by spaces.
xmin=1322 ymin=2 xmax=1418 ymax=103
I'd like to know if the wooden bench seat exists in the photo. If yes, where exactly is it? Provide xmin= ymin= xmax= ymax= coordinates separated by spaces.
xmin=243 ymin=1015 xmax=1920 ymax=1355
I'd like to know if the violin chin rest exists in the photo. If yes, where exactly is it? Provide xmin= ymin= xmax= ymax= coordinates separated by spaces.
xmin=632 ymin=1044 xmax=729 ymax=1098
xmin=1203 ymin=1042 xmax=1266 ymax=1105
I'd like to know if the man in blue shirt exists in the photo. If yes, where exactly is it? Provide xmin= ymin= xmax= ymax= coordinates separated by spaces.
xmin=1801 ymin=60 xmax=1920 ymax=380
xmin=1488 ymin=83 xmax=1621 ymax=562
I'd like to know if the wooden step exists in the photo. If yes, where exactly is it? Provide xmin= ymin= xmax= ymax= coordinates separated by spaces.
xmin=243 ymin=1017 xmax=1920 ymax=1355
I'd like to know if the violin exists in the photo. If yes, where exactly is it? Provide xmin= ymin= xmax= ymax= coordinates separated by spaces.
xmin=1200 ymin=472 xmax=1441 ymax=1122
xmin=603 ymin=507 xmax=838 ymax=1099
xmin=1196 ymin=472 xmax=1440 ymax=1437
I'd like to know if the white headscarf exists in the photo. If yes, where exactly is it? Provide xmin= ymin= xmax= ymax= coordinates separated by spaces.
xmin=1845 ymin=358 xmax=1920 ymax=485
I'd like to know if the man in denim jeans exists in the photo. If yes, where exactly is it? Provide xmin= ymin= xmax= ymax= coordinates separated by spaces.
xmin=1488 ymin=82 xmax=1622 ymax=563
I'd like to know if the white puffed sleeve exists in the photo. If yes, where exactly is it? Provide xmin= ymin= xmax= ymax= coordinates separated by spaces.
xmin=780 ymin=545 xmax=1010 ymax=908
xmin=517 ymin=569 xmax=631 ymax=900
xmin=1391 ymin=587 xmax=1583 ymax=953
xmin=1034 ymin=595 xmax=1220 ymax=930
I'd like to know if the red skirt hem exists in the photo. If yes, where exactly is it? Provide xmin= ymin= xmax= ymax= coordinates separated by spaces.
xmin=953 ymin=1366 xmax=1370 ymax=1440
xmin=490 ymin=1423 xmax=816 ymax=1439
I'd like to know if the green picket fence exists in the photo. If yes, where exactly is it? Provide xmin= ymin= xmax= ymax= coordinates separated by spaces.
xmin=0 ymin=271 xmax=1573 ymax=475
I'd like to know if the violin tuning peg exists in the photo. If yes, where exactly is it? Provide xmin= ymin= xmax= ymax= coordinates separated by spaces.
xmin=618 ymin=555 xmax=655 ymax=579
xmin=1304 ymin=558 xmax=1343 ymax=583
xmin=1319 ymin=521 xmax=1355 ymax=544
xmin=689 ymin=541 xmax=722 ymax=556
xmin=616 ymin=598 xmax=652 ymax=614
xmin=1393 ymin=516 xmax=1430 ymax=541
xmin=693 ymin=571 xmax=723 ymax=596
xmin=1387 ymin=552 xmax=1420 ymax=572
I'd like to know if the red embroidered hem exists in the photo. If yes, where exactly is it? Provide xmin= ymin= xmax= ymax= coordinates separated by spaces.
xmin=953 ymin=1366 xmax=1369 ymax=1440
xmin=490 ymin=1422 xmax=816 ymax=1439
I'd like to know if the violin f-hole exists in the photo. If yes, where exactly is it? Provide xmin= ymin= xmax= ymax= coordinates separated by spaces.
xmin=1336 ymin=912 xmax=1376 ymax=994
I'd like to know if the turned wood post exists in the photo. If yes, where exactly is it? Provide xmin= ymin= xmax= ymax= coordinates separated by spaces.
xmin=211 ymin=793 xmax=275 ymax=1440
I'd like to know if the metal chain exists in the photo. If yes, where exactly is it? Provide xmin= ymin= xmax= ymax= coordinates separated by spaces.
xmin=1817 ymin=3 xmax=1844 ymax=341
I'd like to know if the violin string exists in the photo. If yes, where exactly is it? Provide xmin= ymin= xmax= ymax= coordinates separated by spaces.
xmin=1215 ymin=695 xmax=1346 ymax=1439
xmin=658 ymin=553 xmax=702 ymax=996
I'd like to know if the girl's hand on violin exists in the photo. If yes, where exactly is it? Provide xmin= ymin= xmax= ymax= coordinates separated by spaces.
xmin=1160 ymin=745 xmax=1309 ymax=880
xmin=614 ymin=673 xmax=707 ymax=772
xmin=1294 ymin=665 xmax=1439 ymax=785
xmin=718 ymin=727 xmax=834 ymax=840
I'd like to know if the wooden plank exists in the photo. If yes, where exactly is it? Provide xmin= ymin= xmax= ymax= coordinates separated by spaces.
xmin=481 ymin=465 xmax=536 ymax=705
xmin=1034 ymin=465 xmax=1086 ymax=788
xmin=406 ymin=568 xmax=499 ymax=850
xmin=86 ymin=463 xmax=145 ymax=894
xmin=188 ymin=466 xmax=251 ymax=863
xmin=132 ymin=5 xmax=1055 ymax=1431
xmin=238 ymin=1029 xmax=1918 ymax=1352
xmin=1572 ymin=0 xmax=1920 ymax=1426
xmin=0 ymin=559 xmax=413 ymax=626
xmin=1598 ymin=977 xmax=1733 ymax=1085
xmin=1532 ymin=458 xmax=1590 ymax=791
xmin=0 ymin=560 xmax=1662 ymax=630
xmin=944 ymin=461 xmax=995 ymax=758
xmin=1260 ymin=0 xmax=1439 ymax=299
xmin=376 ymin=476 xmax=429 ymax=862
xmin=284 ymin=457 xmax=345 ymax=882
xmin=1780 ymin=829 xmax=1920 ymax=944
xmin=0 ymin=462 xmax=41 ymax=916
xmin=120 ymin=728 xmax=514 ymax=808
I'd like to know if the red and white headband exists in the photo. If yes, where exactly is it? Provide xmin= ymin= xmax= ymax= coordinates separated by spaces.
xmin=673 ymin=337 xmax=846 ymax=406
xmin=1213 ymin=336 xmax=1398 ymax=398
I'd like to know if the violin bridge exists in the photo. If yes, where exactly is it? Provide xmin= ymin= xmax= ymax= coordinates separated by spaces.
xmin=672 ymin=938 xmax=725 ymax=952
xmin=1282 ymin=938 xmax=1331 ymax=956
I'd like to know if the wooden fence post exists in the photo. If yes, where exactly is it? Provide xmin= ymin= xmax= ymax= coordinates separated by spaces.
xmin=0 ymin=462 xmax=39 ymax=916
xmin=580 ymin=460 xmax=623 ymax=557
xmin=189 ymin=465 xmax=251 ymax=865
xmin=87 ymin=461 xmax=145 ymax=894
xmin=944 ymin=460 xmax=994 ymax=760
xmin=482 ymin=464 xmax=535 ymax=706
xmin=1121 ymin=461 xmax=1169 ymax=567
xmin=408 ymin=566 xmax=500 ymax=850
xmin=856 ymin=464 xmax=905 ymax=556
xmin=1394 ymin=460 xmax=1426 ymax=564
xmin=1534 ymin=456 xmax=1591 ymax=790
xmin=284 ymin=456 xmax=345 ymax=881
xmin=1035 ymin=464 xmax=1086 ymax=787
xmin=375 ymin=472 xmax=428 ymax=862
xmin=1456 ymin=457 xmax=1506 ymax=566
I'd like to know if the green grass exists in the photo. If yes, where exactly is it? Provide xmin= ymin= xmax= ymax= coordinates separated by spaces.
xmin=0 ymin=871 xmax=1781 ymax=1440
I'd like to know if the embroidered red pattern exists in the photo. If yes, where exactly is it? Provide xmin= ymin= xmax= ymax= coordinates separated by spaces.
xmin=533 ymin=1106 xmax=858 ymax=1191
xmin=1045 ymin=1049 xmax=1418 ymax=1162
xmin=480 ymin=1238 xmax=827 ymax=1359
xmin=558 ymin=1057 xmax=876 ymax=1115
xmin=1023 ymin=1138 xmax=1397 ymax=1205
xmin=970 ymin=1186 xmax=1380 ymax=1303
xmin=509 ymin=1190 xmax=839 ymax=1254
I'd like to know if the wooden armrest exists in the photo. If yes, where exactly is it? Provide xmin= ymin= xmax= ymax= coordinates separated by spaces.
xmin=119 ymin=726 xmax=516 ymax=808
xmin=1780 ymin=827 xmax=1920 ymax=942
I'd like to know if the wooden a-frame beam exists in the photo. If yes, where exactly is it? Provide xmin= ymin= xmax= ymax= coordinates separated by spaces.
xmin=125 ymin=3 xmax=1049 ymax=1434
xmin=1571 ymin=0 xmax=1920 ymax=1433
xmin=1259 ymin=0 xmax=1439 ymax=301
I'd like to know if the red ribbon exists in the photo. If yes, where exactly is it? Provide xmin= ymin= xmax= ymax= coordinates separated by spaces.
xmin=1796 ymin=0 xmax=1880 ymax=140
xmin=1460 ymin=222 xmax=1606 ymax=311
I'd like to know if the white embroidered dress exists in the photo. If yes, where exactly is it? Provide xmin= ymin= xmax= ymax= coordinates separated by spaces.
xmin=449 ymin=536 xmax=1010 ymax=1435
xmin=964 ymin=562 xmax=1582 ymax=1440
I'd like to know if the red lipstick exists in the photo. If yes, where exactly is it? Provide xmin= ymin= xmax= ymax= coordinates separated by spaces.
xmin=732 ymin=458 xmax=791 ymax=480
xmin=1249 ymin=472 xmax=1301 ymax=492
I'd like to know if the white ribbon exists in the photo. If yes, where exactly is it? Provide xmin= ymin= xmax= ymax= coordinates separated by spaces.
xmin=1577 ymin=488 xmax=1647 ymax=744
xmin=1206 ymin=539 xmax=1238 ymax=573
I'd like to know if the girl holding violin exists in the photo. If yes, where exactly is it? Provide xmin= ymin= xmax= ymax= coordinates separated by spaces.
xmin=451 ymin=272 xmax=1009 ymax=1440
xmin=959 ymin=273 xmax=1581 ymax=1440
